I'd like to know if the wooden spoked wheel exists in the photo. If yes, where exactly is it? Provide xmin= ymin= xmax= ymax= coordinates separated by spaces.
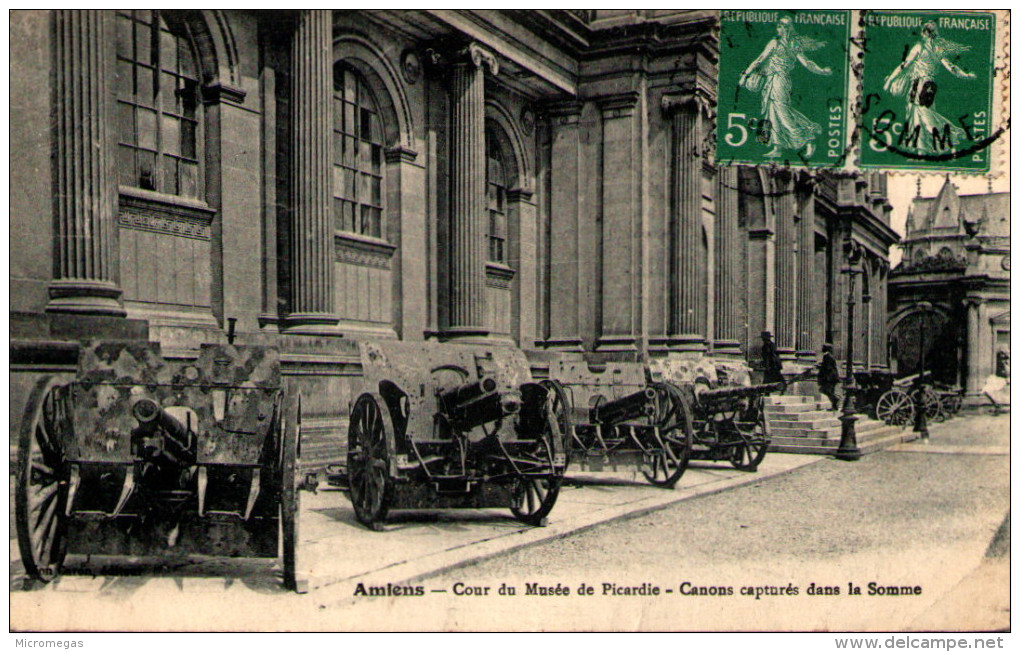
xmin=642 ymin=382 xmax=694 ymax=488
xmin=942 ymin=392 xmax=963 ymax=416
xmin=509 ymin=433 xmax=562 ymax=526
xmin=16 ymin=377 xmax=70 ymax=583
xmin=280 ymin=392 xmax=302 ymax=592
xmin=912 ymin=386 xmax=945 ymax=421
xmin=876 ymin=389 xmax=914 ymax=426
xmin=538 ymin=379 xmax=572 ymax=468
xmin=348 ymin=393 xmax=394 ymax=529
xmin=730 ymin=398 xmax=769 ymax=472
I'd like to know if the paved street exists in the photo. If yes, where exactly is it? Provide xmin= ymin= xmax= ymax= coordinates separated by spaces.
xmin=10 ymin=414 xmax=1009 ymax=631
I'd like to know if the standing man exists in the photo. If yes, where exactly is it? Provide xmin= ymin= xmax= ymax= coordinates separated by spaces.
xmin=817 ymin=343 xmax=841 ymax=411
xmin=760 ymin=331 xmax=785 ymax=385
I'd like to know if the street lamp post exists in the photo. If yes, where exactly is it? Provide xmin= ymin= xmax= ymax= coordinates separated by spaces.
xmin=836 ymin=239 xmax=863 ymax=461
xmin=913 ymin=301 xmax=933 ymax=440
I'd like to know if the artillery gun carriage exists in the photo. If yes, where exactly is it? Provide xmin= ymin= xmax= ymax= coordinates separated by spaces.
xmin=340 ymin=341 xmax=569 ymax=528
xmin=541 ymin=360 xmax=695 ymax=487
xmin=15 ymin=341 xmax=302 ymax=591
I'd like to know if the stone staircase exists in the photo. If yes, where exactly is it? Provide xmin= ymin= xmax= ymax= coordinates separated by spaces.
xmin=765 ymin=394 xmax=919 ymax=455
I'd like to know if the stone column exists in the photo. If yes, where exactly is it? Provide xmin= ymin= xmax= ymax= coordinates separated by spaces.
xmin=47 ymin=10 xmax=124 ymax=316
xmin=773 ymin=171 xmax=797 ymax=356
xmin=964 ymin=298 xmax=983 ymax=395
xmin=664 ymin=91 xmax=711 ymax=352
xmin=714 ymin=165 xmax=742 ymax=354
xmin=795 ymin=172 xmax=816 ymax=358
xmin=286 ymin=10 xmax=337 ymax=331
xmin=447 ymin=43 xmax=498 ymax=337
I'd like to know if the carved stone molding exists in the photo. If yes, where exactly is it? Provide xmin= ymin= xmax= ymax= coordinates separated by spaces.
xmin=661 ymin=88 xmax=713 ymax=118
xmin=201 ymin=81 xmax=247 ymax=106
xmin=384 ymin=145 xmax=419 ymax=164
xmin=425 ymin=41 xmax=499 ymax=76
xmin=335 ymin=233 xmax=396 ymax=270
xmin=597 ymin=91 xmax=640 ymax=118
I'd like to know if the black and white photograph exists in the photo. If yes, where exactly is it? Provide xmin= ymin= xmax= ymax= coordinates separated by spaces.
xmin=8 ymin=8 xmax=1011 ymax=636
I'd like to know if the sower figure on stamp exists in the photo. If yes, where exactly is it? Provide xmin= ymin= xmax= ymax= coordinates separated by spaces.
xmin=817 ymin=343 xmax=841 ymax=412
xmin=739 ymin=16 xmax=833 ymax=158
xmin=882 ymin=22 xmax=977 ymax=156
xmin=759 ymin=331 xmax=785 ymax=387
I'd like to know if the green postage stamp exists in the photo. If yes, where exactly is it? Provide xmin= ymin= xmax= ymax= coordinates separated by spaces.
xmin=859 ymin=11 xmax=996 ymax=172
xmin=716 ymin=10 xmax=851 ymax=168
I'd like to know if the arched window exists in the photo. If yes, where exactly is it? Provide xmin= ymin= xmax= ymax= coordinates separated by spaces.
xmin=485 ymin=124 xmax=508 ymax=263
xmin=913 ymin=247 xmax=928 ymax=263
xmin=115 ymin=10 xmax=201 ymax=198
xmin=937 ymin=246 xmax=955 ymax=260
xmin=333 ymin=64 xmax=384 ymax=238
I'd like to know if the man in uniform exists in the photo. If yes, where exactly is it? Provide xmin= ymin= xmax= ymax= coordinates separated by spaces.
xmin=760 ymin=331 xmax=784 ymax=385
xmin=817 ymin=343 xmax=840 ymax=411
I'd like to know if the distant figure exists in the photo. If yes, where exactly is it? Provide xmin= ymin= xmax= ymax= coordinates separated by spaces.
xmin=760 ymin=331 xmax=785 ymax=385
xmin=817 ymin=343 xmax=841 ymax=411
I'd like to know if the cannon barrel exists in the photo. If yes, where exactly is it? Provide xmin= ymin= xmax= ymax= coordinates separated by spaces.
xmin=437 ymin=377 xmax=519 ymax=430
xmin=591 ymin=387 xmax=657 ymax=425
xmin=131 ymin=398 xmax=196 ymax=465
xmin=695 ymin=382 xmax=784 ymax=403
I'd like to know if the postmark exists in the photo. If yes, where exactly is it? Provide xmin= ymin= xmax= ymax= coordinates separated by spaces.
xmin=717 ymin=10 xmax=852 ymax=168
xmin=859 ymin=11 xmax=997 ymax=172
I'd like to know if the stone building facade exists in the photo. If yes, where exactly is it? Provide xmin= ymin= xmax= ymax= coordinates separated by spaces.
xmin=888 ymin=179 xmax=1010 ymax=398
xmin=10 ymin=10 xmax=898 ymax=466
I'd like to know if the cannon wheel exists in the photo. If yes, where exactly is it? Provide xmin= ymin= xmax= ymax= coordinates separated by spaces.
xmin=642 ymin=382 xmax=694 ymax=488
xmin=510 ymin=381 xmax=568 ymax=526
xmin=942 ymin=392 xmax=963 ymax=416
xmin=16 ymin=376 xmax=70 ymax=583
xmin=348 ymin=392 xmax=395 ymax=529
xmin=730 ymin=396 xmax=769 ymax=472
xmin=914 ymin=386 xmax=945 ymax=422
xmin=539 ymin=379 xmax=572 ymax=467
xmin=876 ymin=389 xmax=914 ymax=426
xmin=281 ymin=392 xmax=302 ymax=592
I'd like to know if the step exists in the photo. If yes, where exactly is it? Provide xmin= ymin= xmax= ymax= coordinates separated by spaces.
xmin=768 ymin=409 xmax=840 ymax=421
xmin=764 ymin=396 xmax=816 ymax=406
xmin=768 ymin=425 xmax=918 ymax=455
xmin=769 ymin=425 xmax=842 ymax=437
xmin=768 ymin=418 xmax=841 ymax=431
xmin=765 ymin=403 xmax=825 ymax=414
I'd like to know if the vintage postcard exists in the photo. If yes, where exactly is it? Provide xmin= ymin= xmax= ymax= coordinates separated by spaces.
xmin=8 ymin=8 xmax=1011 ymax=638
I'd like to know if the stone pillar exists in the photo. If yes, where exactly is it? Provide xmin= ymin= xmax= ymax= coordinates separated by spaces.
xmin=597 ymin=92 xmax=643 ymax=353
xmin=795 ymin=172 xmax=816 ymax=358
xmin=286 ymin=10 xmax=337 ymax=331
xmin=508 ymin=188 xmax=538 ymax=347
xmin=773 ymin=171 xmax=797 ymax=356
xmin=447 ymin=43 xmax=497 ymax=338
xmin=714 ymin=165 xmax=742 ymax=354
xmin=964 ymin=298 xmax=983 ymax=395
xmin=664 ymin=91 xmax=711 ymax=352
xmin=48 ymin=10 xmax=124 ymax=316
xmin=541 ymin=100 xmax=584 ymax=350
xmin=386 ymin=145 xmax=427 ymax=340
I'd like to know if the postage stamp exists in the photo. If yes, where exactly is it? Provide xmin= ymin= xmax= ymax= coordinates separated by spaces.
xmin=859 ymin=10 xmax=997 ymax=172
xmin=716 ymin=10 xmax=852 ymax=168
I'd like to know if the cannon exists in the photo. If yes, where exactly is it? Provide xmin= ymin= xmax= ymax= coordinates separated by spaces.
xmin=542 ymin=360 xmax=695 ymax=487
xmin=338 ymin=341 xmax=568 ymax=529
xmin=686 ymin=381 xmax=781 ymax=471
xmin=14 ymin=341 xmax=303 ymax=591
